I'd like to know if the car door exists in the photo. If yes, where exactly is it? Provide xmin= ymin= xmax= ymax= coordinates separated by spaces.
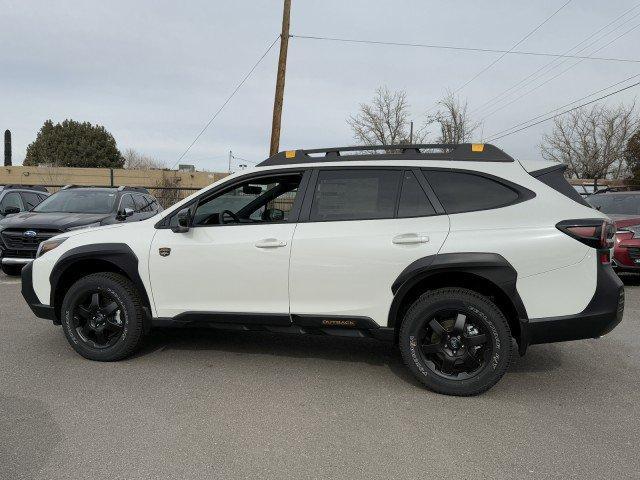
xmin=289 ymin=168 xmax=450 ymax=326
xmin=149 ymin=170 xmax=308 ymax=319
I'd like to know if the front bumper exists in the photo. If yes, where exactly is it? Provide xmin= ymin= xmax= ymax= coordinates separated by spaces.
xmin=21 ymin=261 xmax=57 ymax=322
xmin=2 ymin=257 xmax=33 ymax=266
xmin=520 ymin=261 xmax=624 ymax=349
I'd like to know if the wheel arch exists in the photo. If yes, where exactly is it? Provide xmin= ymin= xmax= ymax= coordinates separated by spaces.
xmin=388 ymin=253 xmax=528 ymax=348
xmin=49 ymin=243 xmax=152 ymax=324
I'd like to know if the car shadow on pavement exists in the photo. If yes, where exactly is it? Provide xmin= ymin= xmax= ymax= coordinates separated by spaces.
xmin=134 ymin=327 xmax=561 ymax=389
xmin=618 ymin=273 xmax=640 ymax=286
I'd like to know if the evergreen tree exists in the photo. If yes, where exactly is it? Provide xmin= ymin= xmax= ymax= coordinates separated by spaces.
xmin=24 ymin=119 xmax=124 ymax=168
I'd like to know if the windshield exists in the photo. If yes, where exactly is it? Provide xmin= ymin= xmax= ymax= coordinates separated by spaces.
xmin=33 ymin=190 xmax=117 ymax=214
xmin=587 ymin=194 xmax=640 ymax=215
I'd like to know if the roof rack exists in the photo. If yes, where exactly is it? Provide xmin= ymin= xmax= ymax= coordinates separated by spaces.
xmin=257 ymin=143 xmax=514 ymax=167
xmin=60 ymin=185 xmax=149 ymax=194
xmin=0 ymin=184 xmax=48 ymax=192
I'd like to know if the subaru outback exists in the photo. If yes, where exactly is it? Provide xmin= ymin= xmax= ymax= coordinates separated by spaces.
xmin=20 ymin=144 xmax=624 ymax=396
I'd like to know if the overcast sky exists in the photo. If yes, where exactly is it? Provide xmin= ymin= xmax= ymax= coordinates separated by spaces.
xmin=1 ymin=0 xmax=639 ymax=171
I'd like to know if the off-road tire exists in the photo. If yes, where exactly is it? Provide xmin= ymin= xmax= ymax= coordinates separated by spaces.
xmin=61 ymin=272 xmax=145 ymax=361
xmin=399 ymin=288 xmax=512 ymax=396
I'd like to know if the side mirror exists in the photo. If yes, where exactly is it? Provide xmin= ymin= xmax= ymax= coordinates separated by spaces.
xmin=117 ymin=207 xmax=135 ymax=220
xmin=2 ymin=206 xmax=20 ymax=216
xmin=172 ymin=207 xmax=191 ymax=233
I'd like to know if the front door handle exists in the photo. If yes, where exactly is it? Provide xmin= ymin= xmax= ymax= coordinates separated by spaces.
xmin=392 ymin=233 xmax=430 ymax=245
xmin=255 ymin=238 xmax=288 ymax=248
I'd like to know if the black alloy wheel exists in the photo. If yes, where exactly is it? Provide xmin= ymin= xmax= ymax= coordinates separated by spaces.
xmin=418 ymin=310 xmax=491 ymax=380
xmin=61 ymin=272 xmax=145 ymax=361
xmin=399 ymin=288 xmax=512 ymax=396
xmin=71 ymin=290 xmax=125 ymax=349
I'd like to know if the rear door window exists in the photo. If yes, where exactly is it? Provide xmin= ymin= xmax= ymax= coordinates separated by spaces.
xmin=425 ymin=170 xmax=520 ymax=214
xmin=397 ymin=171 xmax=436 ymax=217
xmin=309 ymin=169 xmax=401 ymax=221
xmin=20 ymin=192 xmax=42 ymax=210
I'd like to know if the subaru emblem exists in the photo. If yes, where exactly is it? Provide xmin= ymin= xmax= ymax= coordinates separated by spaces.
xmin=23 ymin=230 xmax=37 ymax=238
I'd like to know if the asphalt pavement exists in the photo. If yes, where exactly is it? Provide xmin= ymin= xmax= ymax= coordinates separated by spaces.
xmin=1 ymin=272 xmax=638 ymax=479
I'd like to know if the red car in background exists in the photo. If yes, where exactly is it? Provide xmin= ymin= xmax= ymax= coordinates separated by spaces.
xmin=587 ymin=192 xmax=640 ymax=272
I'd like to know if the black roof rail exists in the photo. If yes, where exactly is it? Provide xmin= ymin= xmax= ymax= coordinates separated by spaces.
xmin=256 ymin=143 xmax=514 ymax=167
xmin=118 ymin=186 xmax=150 ymax=193
xmin=0 ymin=184 xmax=48 ymax=192
xmin=59 ymin=185 xmax=149 ymax=194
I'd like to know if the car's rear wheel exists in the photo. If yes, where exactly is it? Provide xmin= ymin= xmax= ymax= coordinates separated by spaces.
xmin=399 ymin=288 xmax=512 ymax=396
xmin=1 ymin=264 xmax=23 ymax=276
xmin=60 ymin=272 xmax=145 ymax=361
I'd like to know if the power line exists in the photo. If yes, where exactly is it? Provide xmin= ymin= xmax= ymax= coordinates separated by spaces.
xmin=487 ymin=73 xmax=640 ymax=139
xmin=450 ymin=0 xmax=573 ymax=96
xmin=171 ymin=35 xmax=280 ymax=169
xmin=470 ymin=3 xmax=640 ymax=115
xmin=231 ymin=154 xmax=258 ymax=164
xmin=291 ymin=34 xmax=640 ymax=63
xmin=486 ymin=81 xmax=640 ymax=141
xmin=478 ymin=21 xmax=640 ymax=122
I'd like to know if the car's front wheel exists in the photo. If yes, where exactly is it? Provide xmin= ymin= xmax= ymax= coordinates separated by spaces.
xmin=399 ymin=288 xmax=512 ymax=396
xmin=61 ymin=272 xmax=145 ymax=361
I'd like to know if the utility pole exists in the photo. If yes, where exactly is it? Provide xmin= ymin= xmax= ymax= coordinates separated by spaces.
xmin=228 ymin=150 xmax=233 ymax=173
xmin=269 ymin=0 xmax=291 ymax=156
xmin=409 ymin=122 xmax=414 ymax=144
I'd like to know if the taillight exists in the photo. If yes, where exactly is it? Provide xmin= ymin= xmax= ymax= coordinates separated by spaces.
xmin=556 ymin=219 xmax=615 ymax=250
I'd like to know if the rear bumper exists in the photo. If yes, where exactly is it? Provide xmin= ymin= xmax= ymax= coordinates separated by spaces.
xmin=520 ymin=261 xmax=624 ymax=348
xmin=21 ymin=261 xmax=57 ymax=322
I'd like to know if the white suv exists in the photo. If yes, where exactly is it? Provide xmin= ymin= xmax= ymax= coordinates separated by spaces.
xmin=21 ymin=144 xmax=624 ymax=396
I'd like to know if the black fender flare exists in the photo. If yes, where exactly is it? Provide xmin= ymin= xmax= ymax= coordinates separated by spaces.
xmin=49 ymin=243 xmax=152 ymax=326
xmin=388 ymin=252 xmax=528 ymax=330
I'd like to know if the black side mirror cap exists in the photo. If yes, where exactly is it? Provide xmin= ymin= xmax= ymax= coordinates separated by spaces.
xmin=172 ymin=207 xmax=191 ymax=233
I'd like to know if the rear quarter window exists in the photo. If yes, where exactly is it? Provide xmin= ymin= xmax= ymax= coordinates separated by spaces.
xmin=529 ymin=164 xmax=589 ymax=206
xmin=424 ymin=170 xmax=524 ymax=214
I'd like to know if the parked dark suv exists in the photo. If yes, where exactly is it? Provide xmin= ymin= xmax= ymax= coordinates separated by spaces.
xmin=0 ymin=185 xmax=162 ymax=275
xmin=0 ymin=185 xmax=49 ymax=219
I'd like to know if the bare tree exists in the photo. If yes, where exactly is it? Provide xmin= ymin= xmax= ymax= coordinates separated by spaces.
xmin=347 ymin=86 xmax=425 ymax=147
xmin=123 ymin=148 xmax=165 ymax=170
xmin=427 ymin=91 xmax=481 ymax=144
xmin=540 ymin=103 xmax=639 ymax=179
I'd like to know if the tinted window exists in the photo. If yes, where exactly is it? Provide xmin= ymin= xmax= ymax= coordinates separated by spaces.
xmin=192 ymin=173 xmax=302 ymax=226
xmin=531 ymin=165 xmax=589 ymax=206
xmin=34 ymin=189 xmax=117 ymax=214
xmin=21 ymin=192 xmax=42 ymax=210
xmin=310 ymin=170 xmax=401 ymax=222
xmin=0 ymin=192 xmax=23 ymax=211
xmin=119 ymin=194 xmax=135 ymax=211
xmin=133 ymin=194 xmax=149 ymax=212
xmin=145 ymin=195 xmax=159 ymax=212
xmin=398 ymin=171 xmax=435 ymax=217
xmin=426 ymin=170 xmax=519 ymax=214
xmin=587 ymin=194 xmax=640 ymax=215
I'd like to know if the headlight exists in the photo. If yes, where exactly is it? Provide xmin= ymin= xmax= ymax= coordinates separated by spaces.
xmin=66 ymin=222 xmax=101 ymax=232
xmin=37 ymin=237 xmax=67 ymax=258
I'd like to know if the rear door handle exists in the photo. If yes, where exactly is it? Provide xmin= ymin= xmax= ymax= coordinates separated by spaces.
xmin=392 ymin=233 xmax=429 ymax=245
xmin=255 ymin=238 xmax=288 ymax=248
